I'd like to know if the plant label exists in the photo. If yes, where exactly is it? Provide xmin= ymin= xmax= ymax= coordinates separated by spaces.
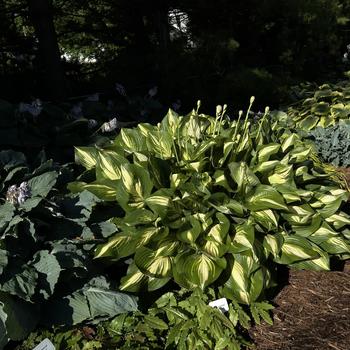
xmin=32 ymin=338 xmax=55 ymax=350
xmin=209 ymin=298 xmax=229 ymax=313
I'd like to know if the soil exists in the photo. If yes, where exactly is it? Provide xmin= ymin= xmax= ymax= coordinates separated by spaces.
xmin=250 ymin=261 xmax=350 ymax=350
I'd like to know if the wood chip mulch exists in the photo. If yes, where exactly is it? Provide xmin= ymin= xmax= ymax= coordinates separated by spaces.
xmin=250 ymin=261 xmax=350 ymax=350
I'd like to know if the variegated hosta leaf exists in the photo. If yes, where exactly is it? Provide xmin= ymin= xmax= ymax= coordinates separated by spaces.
xmin=291 ymin=242 xmax=330 ymax=271
xmin=116 ymin=128 xmax=147 ymax=153
xmin=75 ymin=146 xmax=98 ymax=169
xmin=230 ymin=221 xmax=255 ymax=253
xmin=95 ymin=233 xmax=137 ymax=260
xmin=134 ymin=246 xmax=173 ymax=278
xmin=229 ymin=162 xmax=260 ymax=193
xmin=275 ymin=235 xmax=319 ymax=265
xmin=97 ymin=150 xmax=128 ymax=181
xmin=173 ymin=250 xmax=226 ymax=290
xmin=246 ymin=185 xmax=288 ymax=211
xmin=320 ymin=236 xmax=350 ymax=254
xmin=223 ymin=254 xmax=270 ymax=304
xmin=251 ymin=210 xmax=279 ymax=231
xmin=146 ymin=129 xmax=173 ymax=159
xmin=160 ymin=108 xmax=180 ymax=136
xmin=176 ymin=216 xmax=202 ymax=244
xmin=145 ymin=189 xmax=173 ymax=218
xmin=268 ymin=164 xmax=294 ymax=185
xmin=257 ymin=143 xmax=280 ymax=162
xmin=263 ymin=233 xmax=284 ymax=258
xmin=68 ymin=180 xmax=117 ymax=201
xmin=120 ymin=263 xmax=170 ymax=292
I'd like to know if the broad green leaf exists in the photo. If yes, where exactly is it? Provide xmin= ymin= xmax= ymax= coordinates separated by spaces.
xmin=75 ymin=146 xmax=98 ymax=169
xmin=246 ymin=185 xmax=288 ymax=211
xmin=32 ymin=250 xmax=61 ymax=299
xmin=230 ymin=222 xmax=255 ymax=253
xmin=281 ymin=133 xmax=299 ymax=152
xmin=276 ymin=236 xmax=319 ymax=264
xmin=173 ymin=251 xmax=226 ymax=289
xmin=27 ymin=171 xmax=58 ymax=198
xmin=268 ymin=164 xmax=293 ymax=184
xmin=120 ymin=263 xmax=170 ymax=292
xmin=68 ymin=180 xmax=117 ymax=201
xmin=263 ymin=233 xmax=284 ymax=258
xmin=0 ymin=202 xmax=15 ymax=233
xmin=118 ymin=128 xmax=147 ymax=153
xmin=251 ymin=209 xmax=278 ymax=230
xmin=228 ymin=162 xmax=260 ymax=193
xmin=46 ymin=283 xmax=138 ymax=326
xmin=97 ymin=150 xmax=127 ymax=180
xmin=0 ymin=293 xmax=39 ymax=342
xmin=177 ymin=216 xmax=202 ymax=244
xmin=95 ymin=233 xmax=137 ymax=260
xmin=134 ymin=246 xmax=173 ymax=278
xmin=257 ymin=143 xmax=280 ymax=162
xmin=320 ymin=236 xmax=350 ymax=254
xmin=145 ymin=189 xmax=173 ymax=218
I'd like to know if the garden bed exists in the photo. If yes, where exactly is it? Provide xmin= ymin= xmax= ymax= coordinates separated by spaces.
xmin=251 ymin=261 xmax=350 ymax=350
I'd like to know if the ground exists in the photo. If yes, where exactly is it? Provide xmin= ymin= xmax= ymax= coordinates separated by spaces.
xmin=250 ymin=261 xmax=350 ymax=350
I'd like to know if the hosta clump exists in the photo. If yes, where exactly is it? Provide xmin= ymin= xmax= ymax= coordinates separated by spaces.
xmin=309 ymin=120 xmax=350 ymax=167
xmin=70 ymin=100 xmax=350 ymax=305
xmin=0 ymin=150 xmax=137 ymax=348
xmin=288 ymin=80 xmax=350 ymax=130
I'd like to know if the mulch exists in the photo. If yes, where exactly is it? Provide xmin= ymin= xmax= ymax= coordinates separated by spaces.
xmin=250 ymin=261 xmax=350 ymax=350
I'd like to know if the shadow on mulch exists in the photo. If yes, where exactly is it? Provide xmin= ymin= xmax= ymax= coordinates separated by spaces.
xmin=250 ymin=261 xmax=350 ymax=350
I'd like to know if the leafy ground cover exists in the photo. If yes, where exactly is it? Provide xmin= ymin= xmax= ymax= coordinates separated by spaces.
xmin=1 ymin=84 xmax=350 ymax=349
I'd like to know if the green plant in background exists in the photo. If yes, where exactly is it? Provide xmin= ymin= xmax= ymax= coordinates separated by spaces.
xmin=288 ymin=80 xmax=350 ymax=130
xmin=69 ymin=99 xmax=350 ymax=308
xmin=0 ymin=150 xmax=138 ymax=349
xmin=18 ymin=288 xmax=273 ymax=350
xmin=309 ymin=120 xmax=350 ymax=167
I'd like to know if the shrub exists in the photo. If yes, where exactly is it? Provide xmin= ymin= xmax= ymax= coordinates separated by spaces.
xmin=288 ymin=80 xmax=350 ymax=130
xmin=69 ymin=100 xmax=350 ymax=306
xmin=0 ymin=150 xmax=137 ymax=348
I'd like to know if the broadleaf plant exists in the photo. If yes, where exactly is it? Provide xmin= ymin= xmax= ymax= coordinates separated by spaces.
xmin=69 ymin=100 xmax=350 ymax=305
xmin=288 ymin=80 xmax=350 ymax=130
xmin=309 ymin=120 xmax=350 ymax=167
xmin=0 ymin=150 xmax=138 ymax=348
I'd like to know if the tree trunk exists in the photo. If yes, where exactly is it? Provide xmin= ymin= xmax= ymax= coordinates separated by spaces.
xmin=28 ymin=0 xmax=66 ymax=101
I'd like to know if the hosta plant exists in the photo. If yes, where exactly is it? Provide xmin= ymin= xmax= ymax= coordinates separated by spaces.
xmin=288 ymin=80 xmax=350 ymax=130
xmin=69 ymin=100 xmax=350 ymax=306
xmin=309 ymin=120 xmax=350 ymax=167
xmin=0 ymin=150 xmax=137 ymax=349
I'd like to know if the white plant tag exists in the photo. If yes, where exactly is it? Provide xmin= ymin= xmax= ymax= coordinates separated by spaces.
xmin=209 ymin=298 xmax=229 ymax=313
xmin=33 ymin=338 xmax=55 ymax=350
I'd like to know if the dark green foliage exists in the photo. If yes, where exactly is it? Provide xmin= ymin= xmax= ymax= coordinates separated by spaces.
xmin=0 ymin=151 xmax=138 ymax=348
xmin=17 ymin=288 xmax=274 ymax=350
xmin=309 ymin=121 xmax=350 ymax=167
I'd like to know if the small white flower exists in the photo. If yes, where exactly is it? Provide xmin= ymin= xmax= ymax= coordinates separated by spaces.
xmin=5 ymin=182 xmax=31 ymax=205
xmin=101 ymin=117 xmax=118 ymax=133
